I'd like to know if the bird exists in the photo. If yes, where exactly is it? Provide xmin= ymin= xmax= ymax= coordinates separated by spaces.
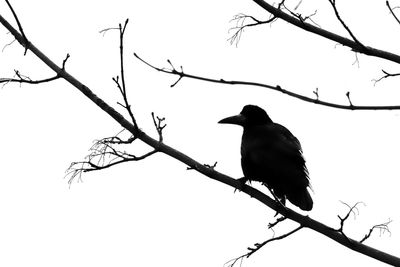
xmin=218 ymin=105 xmax=313 ymax=211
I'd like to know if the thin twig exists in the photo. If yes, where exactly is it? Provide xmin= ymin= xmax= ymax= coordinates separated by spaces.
xmin=345 ymin=91 xmax=353 ymax=107
xmin=228 ymin=13 xmax=276 ymax=46
xmin=334 ymin=201 xmax=365 ymax=244
xmin=386 ymin=1 xmax=400 ymax=26
xmin=65 ymin=131 xmax=157 ymax=184
xmin=0 ymin=70 xmax=59 ymax=85
xmin=327 ymin=0 xmax=365 ymax=49
xmin=5 ymin=0 xmax=29 ymax=54
xmin=2 ymin=38 xmax=16 ymax=52
xmin=225 ymin=226 xmax=303 ymax=267
xmin=337 ymin=201 xmax=364 ymax=232
xmin=100 ymin=19 xmax=137 ymax=126
xmin=360 ymin=219 xmax=392 ymax=244
xmin=0 ymin=54 xmax=69 ymax=86
xmin=281 ymin=2 xmax=321 ymax=27
xmin=151 ymin=112 xmax=166 ymax=142
xmin=117 ymin=19 xmax=138 ymax=127
xmin=373 ymin=69 xmax=400 ymax=84
xmin=99 ymin=27 xmax=119 ymax=36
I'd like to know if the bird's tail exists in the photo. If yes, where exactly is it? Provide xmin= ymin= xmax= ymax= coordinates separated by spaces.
xmin=287 ymin=188 xmax=313 ymax=211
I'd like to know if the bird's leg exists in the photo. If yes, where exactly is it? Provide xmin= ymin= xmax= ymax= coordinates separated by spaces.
xmin=265 ymin=187 xmax=287 ymax=216
xmin=273 ymin=198 xmax=288 ymax=217
xmin=263 ymin=184 xmax=282 ymax=204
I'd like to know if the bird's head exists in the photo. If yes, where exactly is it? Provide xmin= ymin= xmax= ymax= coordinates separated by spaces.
xmin=218 ymin=105 xmax=272 ymax=127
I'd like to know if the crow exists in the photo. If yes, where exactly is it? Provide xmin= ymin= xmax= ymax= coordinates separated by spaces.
xmin=219 ymin=105 xmax=313 ymax=211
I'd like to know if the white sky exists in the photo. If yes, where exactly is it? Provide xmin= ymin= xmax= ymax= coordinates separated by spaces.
xmin=1 ymin=0 xmax=399 ymax=266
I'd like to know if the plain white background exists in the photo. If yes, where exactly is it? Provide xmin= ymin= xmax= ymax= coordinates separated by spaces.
xmin=1 ymin=0 xmax=399 ymax=266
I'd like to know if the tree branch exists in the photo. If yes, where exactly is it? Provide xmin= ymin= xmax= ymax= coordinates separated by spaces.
xmin=226 ymin=225 xmax=303 ymax=267
xmin=151 ymin=112 xmax=166 ymax=142
xmin=373 ymin=69 xmax=400 ymax=84
xmin=327 ymin=0 xmax=365 ymax=49
xmin=280 ymin=1 xmax=321 ymax=28
xmin=66 ymin=21 xmax=164 ymax=183
xmin=105 ymin=19 xmax=138 ymax=127
xmin=228 ymin=13 xmax=276 ymax=46
xmin=135 ymin=54 xmax=400 ymax=111
xmin=1 ymin=8 xmax=399 ymax=267
xmin=386 ymin=1 xmax=400 ymax=26
xmin=65 ymin=129 xmax=158 ymax=184
xmin=360 ymin=219 xmax=392 ymax=244
xmin=4 ymin=0 xmax=29 ymax=54
xmin=335 ymin=201 xmax=365 ymax=242
xmin=252 ymin=0 xmax=400 ymax=65
xmin=0 ymin=70 xmax=60 ymax=85
xmin=0 ymin=54 xmax=69 ymax=86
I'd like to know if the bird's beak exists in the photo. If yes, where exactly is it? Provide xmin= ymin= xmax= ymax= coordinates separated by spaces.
xmin=218 ymin=114 xmax=246 ymax=126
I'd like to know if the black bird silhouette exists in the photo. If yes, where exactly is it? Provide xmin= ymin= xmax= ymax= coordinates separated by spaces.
xmin=219 ymin=105 xmax=313 ymax=211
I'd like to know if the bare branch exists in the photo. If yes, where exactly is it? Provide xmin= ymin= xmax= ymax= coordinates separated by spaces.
xmin=228 ymin=2 xmax=321 ymax=46
xmin=345 ymin=91 xmax=353 ymax=107
xmin=294 ymin=0 xmax=303 ymax=10
xmin=1 ymin=37 xmax=16 ymax=52
xmin=62 ymin=53 xmax=70 ymax=70
xmin=99 ymin=27 xmax=119 ymax=36
xmin=116 ymin=19 xmax=138 ymax=127
xmin=135 ymin=53 xmax=400 ymax=111
xmin=228 ymin=13 xmax=276 ymax=46
xmin=280 ymin=2 xmax=321 ymax=27
xmin=336 ymin=201 xmax=365 ymax=233
xmin=372 ymin=69 xmax=400 ymax=84
xmin=335 ymin=202 xmax=392 ymax=244
xmin=225 ymin=226 xmax=303 ymax=267
xmin=166 ymin=59 xmax=184 ymax=87
xmin=0 ymin=54 xmax=69 ymax=87
xmin=104 ymin=19 xmax=138 ymax=127
xmin=386 ymin=1 xmax=400 ymax=26
xmin=327 ymin=0 xmax=365 ymax=49
xmin=151 ymin=112 xmax=166 ymax=142
xmin=66 ymin=130 xmax=157 ymax=184
xmin=313 ymin=88 xmax=319 ymax=100
xmin=360 ymin=219 xmax=392 ymax=244
xmin=247 ymin=226 xmax=303 ymax=257
xmin=5 ymin=0 xmax=29 ymax=54
xmin=65 ymin=20 xmax=160 ymax=185
xmin=252 ymin=0 xmax=400 ymax=64
xmin=0 ymin=70 xmax=59 ymax=86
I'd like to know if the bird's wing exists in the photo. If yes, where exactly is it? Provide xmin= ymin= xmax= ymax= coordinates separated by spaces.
xmin=241 ymin=123 xmax=308 ymax=180
xmin=272 ymin=123 xmax=303 ymax=153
